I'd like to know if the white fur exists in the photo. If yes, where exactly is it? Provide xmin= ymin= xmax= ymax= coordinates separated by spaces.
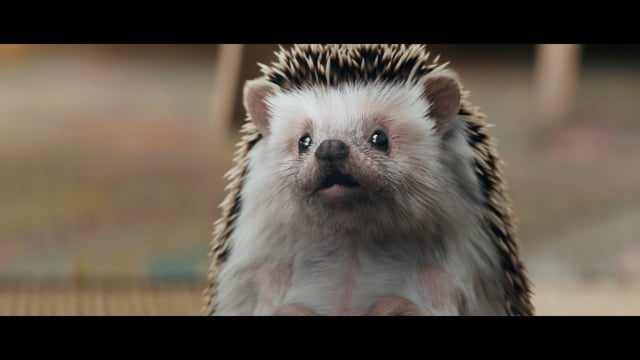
xmin=215 ymin=81 xmax=506 ymax=316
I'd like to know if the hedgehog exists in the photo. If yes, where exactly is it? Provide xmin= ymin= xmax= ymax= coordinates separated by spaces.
xmin=204 ymin=44 xmax=534 ymax=316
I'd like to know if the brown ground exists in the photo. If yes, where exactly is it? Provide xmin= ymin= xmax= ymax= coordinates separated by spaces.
xmin=0 ymin=281 xmax=206 ymax=316
xmin=533 ymin=281 xmax=640 ymax=316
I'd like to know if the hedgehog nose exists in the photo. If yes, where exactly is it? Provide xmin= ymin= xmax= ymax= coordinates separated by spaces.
xmin=315 ymin=139 xmax=349 ymax=162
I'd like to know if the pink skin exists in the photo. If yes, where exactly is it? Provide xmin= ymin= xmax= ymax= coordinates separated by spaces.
xmin=274 ymin=297 xmax=423 ymax=316
xmin=271 ymin=264 xmax=460 ymax=316
xmin=253 ymin=263 xmax=293 ymax=315
xmin=417 ymin=266 xmax=462 ymax=315
xmin=317 ymin=184 xmax=365 ymax=209
xmin=318 ymin=184 xmax=362 ymax=200
xmin=367 ymin=297 xmax=425 ymax=316
xmin=273 ymin=303 xmax=318 ymax=316
xmin=334 ymin=253 xmax=360 ymax=316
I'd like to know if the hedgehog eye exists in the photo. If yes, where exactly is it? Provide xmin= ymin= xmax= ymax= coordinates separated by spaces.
xmin=299 ymin=134 xmax=312 ymax=153
xmin=370 ymin=130 xmax=389 ymax=151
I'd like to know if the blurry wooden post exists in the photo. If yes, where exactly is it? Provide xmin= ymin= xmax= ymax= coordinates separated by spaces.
xmin=212 ymin=45 xmax=244 ymax=141
xmin=533 ymin=44 xmax=582 ymax=127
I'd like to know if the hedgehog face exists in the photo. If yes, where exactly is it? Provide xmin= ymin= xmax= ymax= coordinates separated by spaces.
xmin=244 ymin=73 xmax=462 ymax=224
xmin=268 ymin=82 xmax=437 ymax=208
xmin=245 ymin=73 xmax=460 ymax=236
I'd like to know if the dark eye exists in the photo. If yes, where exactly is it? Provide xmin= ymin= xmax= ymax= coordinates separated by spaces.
xmin=370 ymin=130 xmax=389 ymax=151
xmin=299 ymin=134 xmax=312 ymax=153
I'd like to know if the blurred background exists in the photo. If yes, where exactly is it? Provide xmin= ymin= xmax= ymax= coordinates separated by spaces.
xmin=0 ymin=44 xmax=639 ymax=315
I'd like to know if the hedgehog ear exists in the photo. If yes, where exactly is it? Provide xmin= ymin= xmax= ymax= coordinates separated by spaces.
xmin=243 ymin=79 xmax=280 ymax=137
xmin=420 ymin=71 xmax=462 ymax=135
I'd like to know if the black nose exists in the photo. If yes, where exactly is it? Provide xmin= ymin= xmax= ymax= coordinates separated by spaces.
xmin=315 ymin=139 xmax=349 ymax=162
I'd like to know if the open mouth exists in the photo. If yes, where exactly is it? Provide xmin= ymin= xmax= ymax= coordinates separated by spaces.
xmin=315 ymin=171 xmax=363 ymax=206
xmin=318 ymin=171 xmax=360 ymax=190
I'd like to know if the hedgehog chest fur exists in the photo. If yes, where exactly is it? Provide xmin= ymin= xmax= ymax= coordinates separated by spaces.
xmin=218 ymin=235 xmax=470 ymax=316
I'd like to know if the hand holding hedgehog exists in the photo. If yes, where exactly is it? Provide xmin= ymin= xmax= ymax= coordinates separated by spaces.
xmin=205 ymin=44 xmax=534 ymax=316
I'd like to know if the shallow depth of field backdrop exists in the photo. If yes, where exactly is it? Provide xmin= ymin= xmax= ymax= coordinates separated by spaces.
xmin=1 ymin=44 xmax=639 ymax=315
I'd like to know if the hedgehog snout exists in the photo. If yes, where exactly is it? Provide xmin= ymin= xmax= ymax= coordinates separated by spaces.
xmin=315 ymin=139 xmax=349 ymax=163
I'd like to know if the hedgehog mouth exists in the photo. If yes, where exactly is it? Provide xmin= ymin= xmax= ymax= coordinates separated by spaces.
xmin=318 ymin=171 xmax=360 ymax=190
